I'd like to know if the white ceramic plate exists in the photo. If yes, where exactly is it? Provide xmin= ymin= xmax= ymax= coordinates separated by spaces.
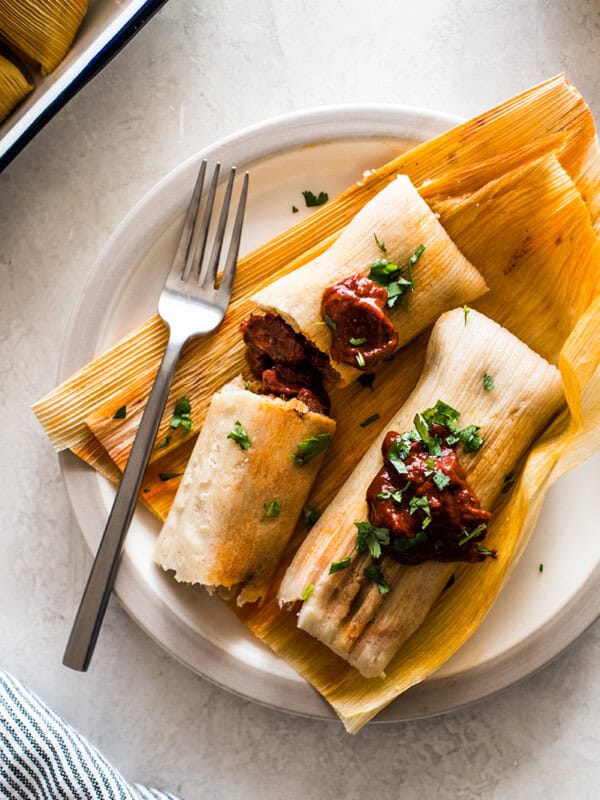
xmin=59 ymin=106 xmax=600 ymax=722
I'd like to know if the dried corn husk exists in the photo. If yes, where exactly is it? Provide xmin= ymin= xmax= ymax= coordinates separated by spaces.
xmin=253 ymin=175 xmax=487 ymax=385
xmin=0 ymin=0 xmax=88 ymax=74
xmin=31 ymin=76 xmax=600 ymax=731
xmin=281 ymin=309 xmax=564 ymax=677
xmin=0 ymin=53 xmax=32 ymax=121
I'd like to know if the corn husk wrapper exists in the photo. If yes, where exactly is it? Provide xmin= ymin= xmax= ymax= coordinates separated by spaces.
xmin=0 ymin=0 xmax=88 ymax=74
xmin=0 ymin=53 xmax=32 ymax=121
xmin=32 ymin=75 xmax=600 ymax=731
xmin=281 ymin=309 xmax=564 ymax=677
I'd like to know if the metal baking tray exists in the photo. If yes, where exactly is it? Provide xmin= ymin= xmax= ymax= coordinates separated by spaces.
xmin=0 ymin=0 xmax=168 ymax=171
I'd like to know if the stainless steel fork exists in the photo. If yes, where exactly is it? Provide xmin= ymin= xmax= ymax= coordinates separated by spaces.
xmin=63 ymin=160 xmax=249 ymax=672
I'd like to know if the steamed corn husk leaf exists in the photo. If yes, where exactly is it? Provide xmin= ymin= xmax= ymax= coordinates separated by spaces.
xmin=0 ymin=0 xmax=88 ymax=74
xmin=31 ymin=75 xmax=600 ymax=731
xmin=0 ymin=52 xmax=32 ymax=121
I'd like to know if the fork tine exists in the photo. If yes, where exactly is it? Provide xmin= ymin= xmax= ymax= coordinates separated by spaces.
xmin=199 ymin=166 xmax=236 ymax=288
xmin=166 ymin=159 xmax=207 ymax=284
xmin=185 ymin=162 xmax=221 ymax=282
xmin=218 ymin=171 xmax=249 ymax=298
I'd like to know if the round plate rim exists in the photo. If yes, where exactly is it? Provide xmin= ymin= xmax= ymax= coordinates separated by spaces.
xmin=58 ymin=103 xmax=600 ymax=724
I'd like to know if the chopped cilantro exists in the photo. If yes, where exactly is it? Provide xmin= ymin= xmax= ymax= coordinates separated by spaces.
xmin=393 ymin=532 xmax=429 ymax=552
xmin=374 ymin=233 xmax=387 ymax=252
xmin=302 ymin=189 xmax=328 ymax=207
xmin=539 ymin=563 xmax=544 ymax=573
xmin=303 ymin=506 xmax=321 ymax=528
xmin=360 ymin=413 xmax=380 ymax=428
xmin=113 ymin=405 xmax=126 ymax=420
xmin=301 ymin=583 xmax=314 ymax=600
xmin=355 ymin=352 xmax=366 ymax=368
xmin=142 ymin=487 xmax=150 ymax=494
xmin=458 ymin=523 xmax=487 ymax=546
xmin=355 ymin=521 xmax=390 ymax=560
xmin=358 ymin=373 xmax=375 ymax=391
xmin=433 ymin=470 xmax=451 ymax=490
xmin=483 ymin=373 xmax=494 ymax=391
xmin=368 ymin=245 xmax=424 ymax=309
xmin=376 ymin=481 xmax=411 ymax=504
xmin=292 ymin=205 xmax=299 ymax=213
xmin=155 ymin=435 xmax=171 ymax=450
xmin=317 ymin=314 xmax=337 ymax=330
xmin=409 ymin=495 xmax=432 ymax=527
xmin=170 ymin=396 xmax=193 ymax=431
xmin=158 ymin=472 xmax=183 ymax=482
xmin=463 ymin=305 xmax=470 ymax=325
xmin=292 ymin=433 xmax=331 ymax=465
xmin=414 ymin=413 xmax=442 ymax=456
xmin=459 ymin=424 xmax=483 ymax=452
xmin=329 ymin=556 xmax=352 ymax=574
xmin=364 ymin=564 xmax=390 ymax=594
xmin=227 ymin=420 xmax=251 ymax=450
xmin=349 ymin=336 xmax=367 ymax=346
xmin=387 ymin=436 xmax=411 ymax=474
xmin=263 ymin=498 xmax=281 ymax=517
xmin=478 ymin=545 xmax=496 ymax=558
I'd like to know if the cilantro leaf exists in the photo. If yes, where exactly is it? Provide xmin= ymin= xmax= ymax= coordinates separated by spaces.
xmin=483 ymin=373 xmax=494 ymax=391
xmin=227 ymin=420 xmax=251 ymax=450
xmin=409 ymin=495 xmax=432 ymax=527
xmin=432 ymin=470 xmax=450 ymax=491
xmin=459 ymin=424 xmax=483 ymax=452
xmin=292 ymin=205 xmax=298 ymax=213
xmin=478 ymin=545 xmax=496 ymax=558
xmin=158 ymin=472 xmax=183 ymax=482
xmin=355 ymin=521 xmax=390 ymax=559
xmin=413 ymin=413 xmax=442 ymax=456
xmin=355 ymin=352 xmax=366 ymax=368
xmin=303 ymin=506 xmax=321 ymax=529
xmin=329 ymin=556 xmax=352 ymax=574
xmin=301 ymin=583 xmax=314 ymax=600
xmin=387 ymin=436 xmax=410 ymax=475
xmin=113 ymin=405 xmax=126 ymax=420
xmin=302 ymin=190 xmax=328 ymax=207
xmin=374 ymin=233 xmax=387 ymax=252
xmin=170 ymin=396 xmax=193 ymax=431
xmin=155 ymin=435 xmax=171 ymax=450
xmin=364 ymin=564 xmax=390 ymax=594
xmin=349 ymin=336 xmax=367 ymax=346
xmin=458 ymin=523 xmax=487 ymax=546
xmin=359 ymin=413 xmax=380 ymax=428
xmin=463 ymin=305 xmax=470 ymax=325
xmin=263 ymin=498 xmax=281 ymax=517
xmin=376 ymin=481 xmax=411 ymax=504
xmin=292 ymin=433 xmax=331 ymax=465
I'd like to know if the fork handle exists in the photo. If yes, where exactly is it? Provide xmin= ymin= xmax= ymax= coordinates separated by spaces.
xmin=63 ymin=335 xmax=184 ymax=671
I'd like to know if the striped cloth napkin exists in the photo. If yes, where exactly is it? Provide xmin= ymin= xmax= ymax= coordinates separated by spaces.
xmin=0 ymin=672 xmax=181 ymax=800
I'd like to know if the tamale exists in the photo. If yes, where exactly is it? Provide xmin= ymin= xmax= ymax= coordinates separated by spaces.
xmin=252 ymin=175 xmax=487 ymax=385
xmin=0 ymin=53 xmax=32 ymax=121
xmin=279 ymin=309 xmax=564 ymax=677
xmin=155 ymin=380 xmax=335 ymax=605
xmin=0 ymin=0 xmax=88 ymax=74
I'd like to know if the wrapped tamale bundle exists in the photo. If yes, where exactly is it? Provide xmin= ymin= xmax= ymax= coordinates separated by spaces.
xmin=155 ymin=380 xmax=336 ymax=606
xmin=0 ymin=53 xmax=32 ymax=121
xmin=251 ymin=175 xmax=487 ymax=386
xmin=279 ymin=308 xmax=564 ymax=677
xmin=0 ymin=0 xmax=88 ymax=74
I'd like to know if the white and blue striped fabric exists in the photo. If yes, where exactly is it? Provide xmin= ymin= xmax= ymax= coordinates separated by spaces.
xmin=0 ymin=672 xmax=181 ymax=800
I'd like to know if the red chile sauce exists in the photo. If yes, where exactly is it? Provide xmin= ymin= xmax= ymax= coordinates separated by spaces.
xmin=321 ymin=274 xmax=398 ymax=369
xmin=241 ymin=313 xmax=331 ymax=415
xmin=367 ymin=424 xmax=492 ymax=564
